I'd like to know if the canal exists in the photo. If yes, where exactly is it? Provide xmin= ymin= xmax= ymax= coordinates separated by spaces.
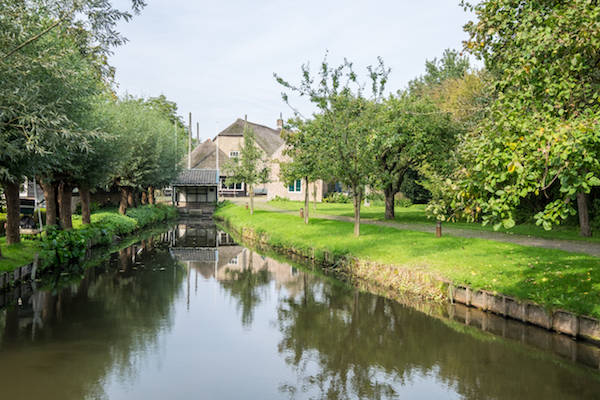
xmin=0 ymin=219 xmax=599 ymax=399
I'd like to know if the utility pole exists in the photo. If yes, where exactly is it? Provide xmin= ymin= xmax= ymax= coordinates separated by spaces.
xmin=196 ymin=122 xmax=200 ymax=143
xmin=188 ymin=112 xmax=192 ymax=169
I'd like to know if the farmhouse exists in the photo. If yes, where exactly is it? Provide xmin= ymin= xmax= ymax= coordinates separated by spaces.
xmin=185 ymin=117 xmax=329 ymax=202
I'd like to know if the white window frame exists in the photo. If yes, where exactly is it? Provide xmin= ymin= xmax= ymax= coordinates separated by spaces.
xmin=288 ymin=179 xmax=302 ymax=193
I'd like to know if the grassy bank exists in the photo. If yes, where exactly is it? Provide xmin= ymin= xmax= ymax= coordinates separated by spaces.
xmin=268 ymin=200 xmax=598 ymax=242
xmin=216 ymin=202 xmax=600 ymax=319
xmin=0 ymin=204 xmax=177 ymax=272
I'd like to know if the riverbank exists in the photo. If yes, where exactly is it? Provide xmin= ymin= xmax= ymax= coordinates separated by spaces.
xmin=214 ymin=202 xmax=600 ymax=340
xmin=0 ymin=204 xmax=177 ymax=275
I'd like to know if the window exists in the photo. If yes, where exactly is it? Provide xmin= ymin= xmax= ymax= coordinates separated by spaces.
xmin=221 ymin=181 xmax=243 ymax=191
xmin=228 ymin=256 xmax=238 ymax=265
xmin=288 ymin=179 xmax=302 ymax=192
xmin=229 ymin=151 xmax=239 ymax=158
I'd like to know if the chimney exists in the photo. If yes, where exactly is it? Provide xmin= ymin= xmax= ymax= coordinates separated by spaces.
xmin=276 ymin=112 xmax=283 ymax=130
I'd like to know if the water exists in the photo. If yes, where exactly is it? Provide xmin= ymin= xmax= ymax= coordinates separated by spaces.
xmin=0 ymin=220 xmax=599 ymax=399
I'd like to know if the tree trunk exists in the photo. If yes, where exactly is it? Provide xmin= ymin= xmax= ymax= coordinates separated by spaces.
xmin=119 ymin=187 xmax=128 ymax=215
xmin=141 ymin=190 xmax=148 ymax=205
xmin=577 ymin=191 xmax=591 ymax=237
xmin=313 ymin=183 xmax=317 ymax=212
xmin=249 ymin=185 xmax=254 ymax=215
xmin=384 ymin=185 xmax=395 ymax=220
xmin=127 ymin=189 xmax=135 ymax=208
xmin=80 ymin=184 xmax=91 ymax=225
xmin=304 ymin=177 xmax=309 ymax=224
xmin=353 ymin=189 xmax=361 ymax=237
xmin=57 ymin=182 xmax=72 ymax=230
xmin=40 ymin=179 xmax=57 ymax=226
xmin=148 ymin=186 xmax=155 ymax=204
xmin=4 ymin=181 xmax=21 ymax=245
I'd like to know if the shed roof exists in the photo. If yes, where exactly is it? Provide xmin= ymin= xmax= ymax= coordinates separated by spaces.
xmin=172 ymin=169 xmax=218 ymax=186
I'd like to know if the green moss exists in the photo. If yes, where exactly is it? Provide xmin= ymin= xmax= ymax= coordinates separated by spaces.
xmin=216 ymin=203 xmax=600 ymax=319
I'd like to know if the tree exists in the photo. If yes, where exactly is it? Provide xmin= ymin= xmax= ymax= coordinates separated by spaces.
xmin=275 ymin=56 xmax=389 ymax=236
xmin=222 ymin=121 xmax=270 ymax=215
xmin=460 ymin=0 xmax=600 ymax=236
xmin=371 ymin=92 xmax=458 ymax=219
xmin=279 ymin=118 xmax=325 ymax=224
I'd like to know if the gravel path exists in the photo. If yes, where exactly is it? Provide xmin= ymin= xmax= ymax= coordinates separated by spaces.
xmin=230 ymin=198 xmax=600 ymax=257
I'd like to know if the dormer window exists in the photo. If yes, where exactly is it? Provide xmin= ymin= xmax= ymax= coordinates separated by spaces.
xmin=229 ymin=151 xmax=239 ymax=158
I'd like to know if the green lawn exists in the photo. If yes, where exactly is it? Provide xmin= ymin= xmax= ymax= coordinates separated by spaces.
xmin=216 ymin=202 xmax=600 ymax=318
xmin=0 ymin=237 xmax=42 ymax=272
xmin=268 ymin=200 xmax=597 ymax=242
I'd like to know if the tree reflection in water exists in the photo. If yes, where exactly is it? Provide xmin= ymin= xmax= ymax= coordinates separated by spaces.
xmin=276 ymin=270 xmax=600 ymax=400
xmin=220 ymin=250 xmax=272 ymax=327
xmin=0 ymin=237 xmax=185 ymax=400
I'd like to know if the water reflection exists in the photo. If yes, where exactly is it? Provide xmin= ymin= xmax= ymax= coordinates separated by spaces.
xmin=0 ymin=219 xmax=597 ymax=400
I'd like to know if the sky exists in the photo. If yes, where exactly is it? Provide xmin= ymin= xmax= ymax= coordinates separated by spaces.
xmin=109 ymin=1 xmax=477 ymax=141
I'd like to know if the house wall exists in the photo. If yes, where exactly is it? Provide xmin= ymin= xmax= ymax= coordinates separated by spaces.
xmin=265 ymin=146 xmax=326 ymax=202
xmin=177 ymin=186 xmax=218 ymax=205
xmin=215 ymin=136 xmax=243 ymax=159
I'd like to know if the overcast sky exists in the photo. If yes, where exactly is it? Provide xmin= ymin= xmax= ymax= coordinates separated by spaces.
xmin=109 ymin=1 xmax=476 ymax=141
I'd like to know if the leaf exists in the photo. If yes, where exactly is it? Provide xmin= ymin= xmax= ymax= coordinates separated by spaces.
xmin=502 ymin=218 xmax=515 ymax=229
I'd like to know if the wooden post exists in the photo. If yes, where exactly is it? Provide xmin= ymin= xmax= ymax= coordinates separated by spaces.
xmin=436 ymin=221 xmax=442 ymax=237
xmin=188 ymin=112 xmax=192 ymax=169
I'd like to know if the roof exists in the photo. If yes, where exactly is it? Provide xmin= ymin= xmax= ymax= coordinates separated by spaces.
xmin=215 ymin=118 xmax=285 ymax=156
xmin=188 ymin=140 xmax=228 ymax=170
xmin=172 ymin=169 xmax=218 ymax=186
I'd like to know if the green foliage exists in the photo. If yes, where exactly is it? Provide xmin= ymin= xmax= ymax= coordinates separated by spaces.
xmin=399 ymin=169 xmax=431 ymax=204
xmin=41 ymin=226 xmax=88 ymax=272
xmin=394 ymin=198 xmax=413 ymax=208
xmin=75 ymin=201 xmax=101 ymax=215
xmin=323 ymin=193 xmax=351 ymax=204
xmin=126 ymin=204 xmax=177 ymax=227
xmin=458 ymin=0 xmax=600 ymax=231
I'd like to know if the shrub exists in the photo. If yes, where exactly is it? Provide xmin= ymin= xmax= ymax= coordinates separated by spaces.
xmin=271 ymin=196 xmax=292 ymax=202
xmin=395 ymin=198 xmax=413 ymax=208
xmin=126 ymin=204 xmax=175 ymax=228
xmin=323 ymin=193 xmax=351 ymax=203
xmin=41 ymin=226 xmax=88 ymax=272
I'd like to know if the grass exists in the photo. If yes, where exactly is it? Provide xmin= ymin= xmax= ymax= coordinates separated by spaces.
xmin=0 ymin=204 xmax=177 ymax=272
xmin=0 ymin=236 xmax=42 ymax=272
xmin=216 ymin=202 xmax=600 ymax=318
xmin=268 ymin=200 xmax=598 ymax=242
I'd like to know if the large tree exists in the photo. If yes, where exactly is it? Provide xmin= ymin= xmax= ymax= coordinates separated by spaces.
xmin=459 ymin=0 xmax=600 ymax=236
xmin=372 ymin=92 xmax=458 ymax=220
xmin=275 ymin=57 xmax=389 ymax=236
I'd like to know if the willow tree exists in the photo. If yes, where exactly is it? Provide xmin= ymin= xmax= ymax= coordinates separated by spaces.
xmin=222 ymin=122 xmax=270 ymax=215
xmin=275 ymin=56 xmax=389 ymax=236
xmin=459 ymin=0 xmax=600 ymax=236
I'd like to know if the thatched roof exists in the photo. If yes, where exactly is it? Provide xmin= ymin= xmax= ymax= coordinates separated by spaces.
xmin=217 ymin=118 xmax=284 ymax=156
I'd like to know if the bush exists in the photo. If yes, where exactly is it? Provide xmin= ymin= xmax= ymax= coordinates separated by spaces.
xmin=400 ymin=169 xmax=431 ymax=204
xmin=126 ymin=204 xmax=176 ymax=228
xmin=41 ymin=226 xmax=88 ymax=272
xmin=271 ymin=196 xmax=291 ymax=202
xmin=91 ymin=212 xmax=138 ymax=236
xmin=323 ymin=193 xmax=351 ymax=203
xmin=395 ymin=198 xmax=413 ymax=208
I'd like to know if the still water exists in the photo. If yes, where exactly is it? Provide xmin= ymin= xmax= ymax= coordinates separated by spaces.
xmin=0 ymin=220 xmax=599 ymax=399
